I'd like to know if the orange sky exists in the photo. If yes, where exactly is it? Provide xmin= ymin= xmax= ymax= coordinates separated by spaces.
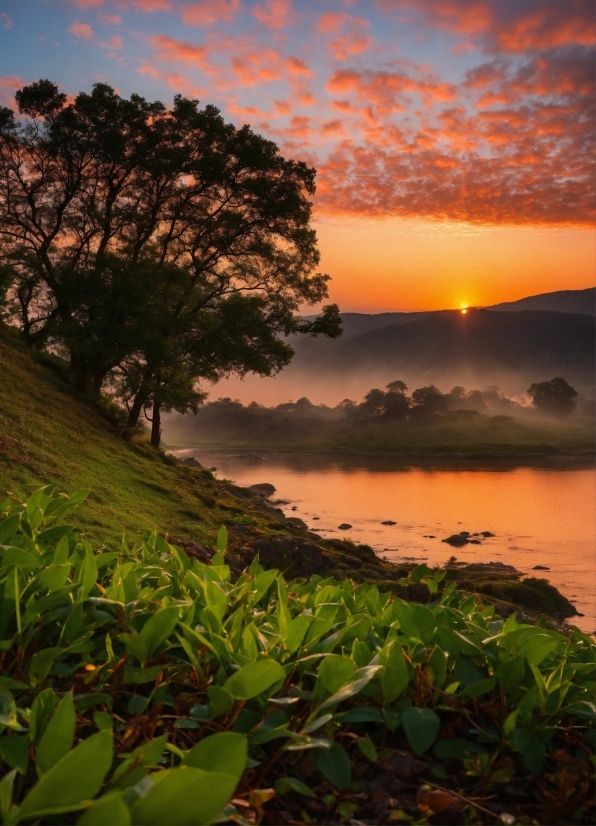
xmin=1 ymin=0 xmax=595 ymax=311
xmin=315 ymin=218 xmax=595 ymax=311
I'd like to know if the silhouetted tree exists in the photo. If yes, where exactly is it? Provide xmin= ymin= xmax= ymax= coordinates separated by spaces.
xmin=0 ymin=80 xmax=341 ymax=445
xmin=528 ymin=377 xmax=578 ymax=416
xmin=411 ymin=385 xmax=449 ymax=417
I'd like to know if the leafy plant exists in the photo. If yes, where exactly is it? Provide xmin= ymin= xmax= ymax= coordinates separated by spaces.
xmin=0 ymin=487 xmax=594 ymax=824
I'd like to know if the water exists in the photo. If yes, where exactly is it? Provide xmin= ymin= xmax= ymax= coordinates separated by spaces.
xmin=176 ymin=451 xmax=596 ymax=634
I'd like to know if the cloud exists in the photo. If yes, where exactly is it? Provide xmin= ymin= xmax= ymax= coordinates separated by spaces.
xmin=252 ymin=0 xmax=294 ymax=30
xmin=327 ymin=67 xmax=456 ymax=111
xmin=0 ymin=75 xmax=23 ymax=109
xmin=181 ymin=0 xmax=240 ymax=25
xmin=133 ymin=0 xmax=172 ymax=11
xmin=316 ymin=12 xmax=371 ymax=60
xmin=68 ymin=22 xmax=94 ymax=39
xmin=98 ymin=34 xmax=123 ymax=50
xmin=0 ymin=12 xmax=13 ymax=28
xmin=377 ymin=0 xmax=596 ymax=53
xmin=98 ymin=13 xmax=121 ymax=24
xmin=150 ymin=33 xmax=211 ymax=71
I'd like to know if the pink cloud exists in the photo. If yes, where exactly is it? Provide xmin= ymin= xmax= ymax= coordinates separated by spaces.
xmin=252 ymin=0 xmax=294 ymax=30
xmin=133 ymin=0 xmax=172 ymax=11
xmin=68 ymin=22 xmax=94 ymax=39
xmin=0 ymin=75 xmax=23 ymax=109
xmin=0 ymin=12 xmax=13 ymax=28
xmin=286 ymin=57 xmax=313 ymax=78
xmin=150 ymin=34 xmax=211 ymax=71
xmin=327 ymin=68 xmax=456 ymax=111
xmin=98 ymin=34 xmax=123 ymax=49
xmin=181 ymin=0 xmax=241 ymax=25
xmin=98 ymin=13 xmax=121 ymax=24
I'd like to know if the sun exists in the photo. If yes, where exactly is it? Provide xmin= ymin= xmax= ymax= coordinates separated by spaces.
xmin=460 ymin=305 xmax=468 ymax=314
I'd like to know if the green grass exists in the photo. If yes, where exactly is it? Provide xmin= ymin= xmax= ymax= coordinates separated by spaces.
xmin=165 ymin=412 xmax=595 ymax=458
xmin=0 ymin=325 xmax=270 ymax=549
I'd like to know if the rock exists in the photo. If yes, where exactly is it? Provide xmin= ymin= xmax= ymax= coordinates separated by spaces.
xmin=459 ymin=531 xmax=471 ymax=537
xmin=291 ymin=506 xmax=297 ymax=511
xmin=251 ymin=535 xmax=323 ymax=573
xmin=249 ymin=483 xmax=276 ymax=497
xmin=381 ymin=520 xmax=396 ymax=525
xmin=442 ymin=534 xmax=469 ymax=546
xmin=428 ymin=535 xmax=436 ymax=538
xmin=338 ymin=523 xmax=352 ymax=530
xmin=533 ymin=565 xmax=550 ymax=570
xmin=286 ymin=516 xmax=308 ymax=530
xmin=481 ymin=531 xmax=495 ymax=537
xmin=469 ymin=539 xmax=481 ymax=544
xmin=180 ymin=456 xmax=202 ymax=467
xmin=312 ymin=516 xmax=320 ymax=520
xmin=209 ymin=466 xmax=217 ymax=472
xmin=270 ymin=499 xmax=290 ymax=505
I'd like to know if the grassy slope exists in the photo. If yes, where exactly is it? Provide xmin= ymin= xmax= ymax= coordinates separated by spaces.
xmin=0 ymin=325 xmax=266 ymax=549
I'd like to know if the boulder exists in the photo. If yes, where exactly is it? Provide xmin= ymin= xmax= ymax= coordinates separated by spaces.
xmin=286 ymin=516 xmax=308 ymax=530
xmin=533 ymin=565 xmax=550 ymax=570
xmin=469 ymin=539 xmax=481 ymax=544
xmin=381 ymin=520 xmax=396 ymax=525
xmin=442 ymin=534 xmax=469 ymax=546
xmin=180 ymin=456 xmax=203 ymax=468
xmin=459 ymin=531 xmax=471 ymax=537
xmin=338 ymin=523 xmax=352 ymax=530
xmin=481 ymin=531 xmax=495 ymax=537
xmin=249 ymin=483 xmax=276 ymax=497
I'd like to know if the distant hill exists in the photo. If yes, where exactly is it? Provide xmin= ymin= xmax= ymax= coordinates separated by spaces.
xmin=488 ymin=287 xmax=595 ymax=316
xmin=288 ymin=308 xmax=595 ymax=390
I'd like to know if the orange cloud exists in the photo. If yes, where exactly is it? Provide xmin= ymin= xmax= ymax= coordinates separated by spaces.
xmin=0 ymin=75 xmax=23 ymax=109
xmin=68 ymin=22 xmax=94 ymax=39
xmin=98 ymin=13 xmax=121 ymax=24
xmin=150 ymin=34 xmax=211 ymax=71
xmin=181 ymin=0 xmax=241 ymax=25
xmin=252 ymin=0 xmax=294 ymax=30
xmin=98 ymin=34 xmax=123 ymax=49
xmin=133 ymin=0 xmax=172 ymax=11
xmin=0 ymin=12 xmax=13 ymax=28
xmin=327 ymin=68 xmax=455 ymax=112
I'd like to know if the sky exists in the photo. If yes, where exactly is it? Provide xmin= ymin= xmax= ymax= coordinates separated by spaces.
xmin=0 ymin=0 xmax=594 ymax=312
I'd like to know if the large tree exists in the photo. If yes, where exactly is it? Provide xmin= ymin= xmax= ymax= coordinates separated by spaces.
xmin=528 ymin=377 xmax=577 ymax=416
xmin=0 ymin=81 xmax=340 ymax=424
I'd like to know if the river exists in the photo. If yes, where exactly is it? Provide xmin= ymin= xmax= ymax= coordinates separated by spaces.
xmin=174 ymin=451 xmax=596 ymax=634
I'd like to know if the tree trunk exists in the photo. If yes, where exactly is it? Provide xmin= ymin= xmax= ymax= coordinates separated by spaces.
xmin=70 ymin=354 xmax=91 ymax=393
xmin=150 ymin=399 xmax=162 ymax=448
xmin=127 ymin=383 xmax=151 ymax=428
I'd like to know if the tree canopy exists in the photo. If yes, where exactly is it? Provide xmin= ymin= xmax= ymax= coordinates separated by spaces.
xmin=528 ymin=377 xmax=578 ymax=416
xmin=0 ymin=80 xmax=340 ymax=445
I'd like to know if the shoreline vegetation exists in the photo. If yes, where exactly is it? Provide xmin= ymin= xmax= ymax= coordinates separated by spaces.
xmin=164 ymin=391 xmax=595 ymax=460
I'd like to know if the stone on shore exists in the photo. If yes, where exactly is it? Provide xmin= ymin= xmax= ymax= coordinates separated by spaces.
xmin=249 ymin=483 xmax=276 ymax=497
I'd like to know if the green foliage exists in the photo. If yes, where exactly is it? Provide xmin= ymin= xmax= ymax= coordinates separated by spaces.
xmin=0 ymin=488 xmax=594 ymax=823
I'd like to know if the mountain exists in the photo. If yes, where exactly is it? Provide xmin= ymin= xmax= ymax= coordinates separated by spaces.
xmin=288 ymin=308 xmax=594 ymax=390
xmin=488 ymin=287 xmax=595 ymax=315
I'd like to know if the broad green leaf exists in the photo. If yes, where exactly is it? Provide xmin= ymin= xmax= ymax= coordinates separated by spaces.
xmin=356 ymin=737 xmax=378 ymax=762
xmin=79 ymin=547 xmax=98 ymax=599
xmin=516 ymin=634 xmax=559 ymax=666
xmin=130 ymin=768 xmax=238 ymax=826
xmin=36 ymin=691 xmax=76 ymax=775
xmin=317 ymin=665 xmax=382 ymax=711
xmin=183 ymin=732 xmax=247 ymax=780
xmin=314 ymin=655 xmax=355 ymax=704
xmin=39 ymin=563 xmax=71 ymax=592
xmin=216 ymin=525 xmax=227 ymax=553
xmin=460 ymin=677 xmax=496 ymax=699
xmin=17 ymin=731 xmax=113 ymax=821
xmin=285 ymin=615 xmax=311 ymax=655
xmin=0 ymin=769 xmax=16 ymax=822
xmin=513 ymin=729 xmax=545 ymax=775
xmin=0 ymin=689 xmax=17 ymax=728
xmin=402 ymin=707 xmax=440 ymax=755
xmin=381 ymin=641 xmax=409 ymax=703
xmin=0 ymin=736 xmax=28 ymax=774
xmin=29 ymin=688 xmax=57 ymax=744
xmin=275 ymin=777 xmax=315 ymax=798
xmin=496 ymin=656 xmax=525 ymax=691
xmin=139 ymin=606 xmax=180 ymax=659
xmin=28 ymin=648 xmax=59 ymax=687
xmin=207 ymin=685 xmax=235 ymax=717
xmin=313 ymin=742 xmax=351 ymax=790
xmin=77 ymin=793 xmax=131 ymax=825
xmin=0 ymin=547 xmax=41 ymax=571
xmin=224 ymin=660 xmax=285 ymax=700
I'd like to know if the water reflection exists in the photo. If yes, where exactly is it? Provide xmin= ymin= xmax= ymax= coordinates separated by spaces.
xmin=176 ymin=450 xmax=596 ymax=634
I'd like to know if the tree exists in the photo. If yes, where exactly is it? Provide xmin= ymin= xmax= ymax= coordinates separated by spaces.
xmin=386 ymin=380 xmax=408 ymax=394
xmin=411 ymin=385 xmax=449 ymax=417
xmin=0 ymin=80 xmax=340 ymax=440
xmin=528 ymin=377 xmax=578 ymax=416
xmin=384 ymin=381 xmax=410 ymax=418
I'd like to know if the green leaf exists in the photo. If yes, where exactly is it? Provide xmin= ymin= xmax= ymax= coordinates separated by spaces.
xmin=0 ymin=769 xmax=16 ymax=822
xmin=513 ymin=729 xmax=545 ymax=775
xmin=17 ymin=731 xmax=113 ymax=821
xmin=335 ymin=707 xmax=384 ymax=724
xmin=224 ymin=660 xmax=285 ymax=700
xmin=207 ymin=685 xmax=234 ymax=717
xmin=28 ymin=648 xmax=60 ymax=688
xmin=39 ymin=563 xmax=71 ymax=592
xmin=381 ymin=641 xmax=409 ymax=703
xmin=313 ymin=742 xmax=351 ymax=790
xmin=130 ymin=768 xmax=238 ymax=826
xmin=496 ymin=656 xmax=525 ymax=691
xmin=77 ymin=793 xmax=131 ymax=825
xmin=79 ymin=547 xmax=98 ymax=598
xmin=460 ymin=677 xmax=496 ymax=699
xmin=0 ymin=689 xmax=17 ymax=727
xmin=216 ymin=525 xmax=228 ymax=553
xmin=139 ymin=606 xmax=180 ymax=659
xmin=0 ymin=736 xmax=29 ymax=774
xmin=275 ymin=777 xmax=315 ymax=797
xmin=402 ymin=708 xmax=440 ymax=755
xmin=0 ymin=515 xmax=20 ymax=544
xmin=183 ymin=732 xmax=247 ymax=780
xmin=516 ymin=634 xmax=559 ymax=666
xmin=36 ymin=525 xmax=75 ymax=545
xmin=313 ymin=655 xmax=355 ymax=704
xmin=29 ymin=688 xmax=57 ymax=744
xmin=317 ymin=665 xmax=382 ymax=711
xmin=0 ymin=547 xmax=41 ymax=572
xmin=434 ymin=739 xmax=483 ymax=760
xmin=356 ymin=737 xmax=378 ymax=762
xmin=36 ymin=691 xmax=76 ymax=775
